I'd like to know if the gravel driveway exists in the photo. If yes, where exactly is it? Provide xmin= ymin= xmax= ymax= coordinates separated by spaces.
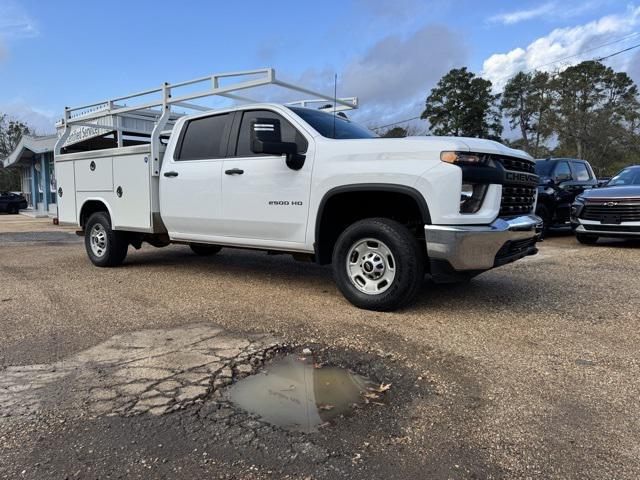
xmin=1 ymin=216 xmax=639 ymax=479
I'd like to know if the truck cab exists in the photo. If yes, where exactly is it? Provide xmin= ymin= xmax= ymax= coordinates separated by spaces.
xmin=534 ymin=158 xmax=598 ymax=235
xmin=54 ymin=68 xmax=541 ymax=311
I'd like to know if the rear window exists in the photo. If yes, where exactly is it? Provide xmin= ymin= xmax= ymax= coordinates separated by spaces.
xmin=177 ymin=113 xmax=232 ymax=160
xmin=535 ymin=160 xmax=554 ymax=177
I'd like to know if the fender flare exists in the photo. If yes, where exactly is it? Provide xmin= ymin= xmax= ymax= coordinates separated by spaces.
xmin=314 ymin=183 xmax=432 ymax=247
xmin=78 ymin=197 xmax=115 ymax=227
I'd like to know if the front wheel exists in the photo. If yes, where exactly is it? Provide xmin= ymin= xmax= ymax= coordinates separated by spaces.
xmin=332 ymin=218 xmax=424 ymax=311
xmin=84 ymin=212 xmax=129 ymax=267
xmin=576 ymin=233 xmax=598 ymax=245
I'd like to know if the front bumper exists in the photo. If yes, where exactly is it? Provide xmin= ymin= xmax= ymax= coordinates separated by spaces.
xmin=574 ymin=222 xmax=640 ymax=237
xmin=424 ymin=214 xmax=542 ymax=271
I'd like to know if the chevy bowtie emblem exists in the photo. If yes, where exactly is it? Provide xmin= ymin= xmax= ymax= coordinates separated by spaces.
xmin=604 ymin=201 xmax=618 ymax=206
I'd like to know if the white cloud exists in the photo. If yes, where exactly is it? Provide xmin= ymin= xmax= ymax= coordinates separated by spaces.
xmin=0 ymin=1 xmax=38 ymax=39
xmin=488 ymin=2 xmax=557 ymax=25
xmin=488 ymin=0 xmax=605 ymax=25
xmin=0 ymin=102 xmax=57 ymax=134
xmin=482 ymin=6 xmax=640 ymax=90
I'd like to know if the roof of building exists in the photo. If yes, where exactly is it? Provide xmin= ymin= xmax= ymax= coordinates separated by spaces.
xmin=2 ymin=134 xmax=57 ymax=168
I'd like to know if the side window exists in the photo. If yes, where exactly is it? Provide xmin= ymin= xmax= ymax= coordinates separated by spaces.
xmin=572 ymin=162 xmax=591 ymax=181
xmin=177 ymin=113 xmax=232 ymax=161
xmin=235 ymin=110 xmax=308 ymax=157
xmin=553 ymin=161 xmax=572 ymax=182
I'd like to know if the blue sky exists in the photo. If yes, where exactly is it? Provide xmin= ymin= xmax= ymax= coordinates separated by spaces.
xmin=1 ymin=0 xmax=639 ymax=134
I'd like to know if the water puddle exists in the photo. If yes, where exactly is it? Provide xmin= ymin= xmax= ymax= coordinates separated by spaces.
xmin=226 ymin=355 xmax=385 ymax=433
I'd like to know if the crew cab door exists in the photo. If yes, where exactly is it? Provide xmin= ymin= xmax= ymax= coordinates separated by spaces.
xmin=159 ymin=112 xmax=233 ymax=240
xmin=220 ymin=109 xmax=313 ymax=243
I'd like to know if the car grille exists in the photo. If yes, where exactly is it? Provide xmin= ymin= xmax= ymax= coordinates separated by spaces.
xmin=500 ymin=185 xmax=537 ymax=216
xmin=495 ymin=237 xmax=537 ymax=259
xmin=495 ymin=156 xmax=536 ymax=174
xmin=494 ymin=156 xmax=537 ymax=217
xmin=581 ymin=203 xmax=640 ymax=222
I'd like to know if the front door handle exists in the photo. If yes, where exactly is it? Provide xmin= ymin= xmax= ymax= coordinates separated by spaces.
xmin=225 ymin=168 xmax=244 ymax=175
xmin=163 ymin=171 xmax=179 ymax=177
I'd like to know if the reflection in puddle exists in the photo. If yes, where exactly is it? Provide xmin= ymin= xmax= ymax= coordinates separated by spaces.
xmin=226 ymin=355 xmax=382 ymax=433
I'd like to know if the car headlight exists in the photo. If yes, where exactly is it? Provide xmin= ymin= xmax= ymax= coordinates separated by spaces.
xmin=441 ymin=151 xmax=491 ymax=166
xmin=460 ymin=183 xmax=488 ymax=213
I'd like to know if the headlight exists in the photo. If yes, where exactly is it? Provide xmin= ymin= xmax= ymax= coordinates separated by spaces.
xmin=460 ymin=183 xmax=488 ymax=213
xmin=441 ymin=151 xmax=490 ymax=166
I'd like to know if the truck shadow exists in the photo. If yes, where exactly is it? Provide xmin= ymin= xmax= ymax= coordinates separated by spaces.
xmin=124 ymin=245 xmax=571 ymax=316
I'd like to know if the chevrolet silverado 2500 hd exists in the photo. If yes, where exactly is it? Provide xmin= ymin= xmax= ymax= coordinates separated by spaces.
xmin=54 ymin=69 xmax=541 ymax=311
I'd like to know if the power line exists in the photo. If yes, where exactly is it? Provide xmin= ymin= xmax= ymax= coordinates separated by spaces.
xmin=522 ymin=31 xmax=640 ymax=73
xmin=595 ymin=42 xmax=640 ymax=61
xmin=371 ymin=116 xmax=421 ymax=131
xmin=370 ymin=35 xmax=640 ymax=132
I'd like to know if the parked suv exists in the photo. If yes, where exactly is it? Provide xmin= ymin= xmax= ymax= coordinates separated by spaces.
xmin=571 ymin=165 xmax=640 ymax=244
xmin=0 ymin=192 xmax=28 ymax=214
xmin=534 ymin=158 xmax=597 ymax=235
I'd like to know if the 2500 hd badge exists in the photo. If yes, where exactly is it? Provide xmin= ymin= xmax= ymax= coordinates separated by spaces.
xmin=268 ymin=200 xmax=304 ymax=206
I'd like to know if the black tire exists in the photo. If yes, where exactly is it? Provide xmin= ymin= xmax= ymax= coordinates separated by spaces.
xmin=84 ymin=211 xmax=128 ymax=267
xmin=332 ymin=218 xmax=424 ymax=311
xmin=189 ymin=243 xmax=222 ymax=256
xmin=8 ymin=204 xmax=18 ymax=214
xmin=576 ymin=233 xmax=598 ymax=245
xmin=536 ymin=204 xmax=551 ymax=239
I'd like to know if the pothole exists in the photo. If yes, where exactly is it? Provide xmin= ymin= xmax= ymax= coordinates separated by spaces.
xmin=225 ymin=354 xmax=387 ymax=433
xmin=0 ymin=324 xmax=284 ymax=418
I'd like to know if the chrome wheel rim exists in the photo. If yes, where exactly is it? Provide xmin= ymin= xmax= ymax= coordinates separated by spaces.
xmin=90 ymin=223 xmax=107 ymax=258
xmin=346 ymin=238 xmax=396 ymax=295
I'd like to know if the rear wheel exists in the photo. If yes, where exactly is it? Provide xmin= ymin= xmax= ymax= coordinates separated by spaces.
xmin=332 ymin=218 xmax=424 ymax=311
xmin=576 ymin=233 xmax=598 ymax=245
xmin=84 ymin=212 xmax=129 ymax=267
xmin=189 ymin=243 xmax=222 ymax=256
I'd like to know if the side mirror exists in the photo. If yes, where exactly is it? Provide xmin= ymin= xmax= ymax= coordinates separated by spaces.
xmin=250 ymin=118 xmax=306 ymax=170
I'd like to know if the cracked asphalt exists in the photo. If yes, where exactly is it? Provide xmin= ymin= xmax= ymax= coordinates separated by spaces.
xmin=1 ymin=215 xmax=640 ymax=479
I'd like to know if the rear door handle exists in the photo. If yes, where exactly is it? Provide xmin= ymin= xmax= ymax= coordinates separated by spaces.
xmin=225 ymin=168 xmax=244 ymax=175
xmin=163 ymin=171 xmax=179 ymax=177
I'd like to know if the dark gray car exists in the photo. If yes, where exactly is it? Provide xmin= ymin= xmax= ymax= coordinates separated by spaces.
xmin=571 ymin=165 xmax=640 ymax=244
xmin=0 ymin=192 xmax=28 ymax=214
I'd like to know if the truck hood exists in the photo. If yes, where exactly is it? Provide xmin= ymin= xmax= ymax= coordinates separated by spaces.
xmin=323 ymin=136 xmax=533 ymax=160
xmin=580 ymin=185 xmax=640 ymax=201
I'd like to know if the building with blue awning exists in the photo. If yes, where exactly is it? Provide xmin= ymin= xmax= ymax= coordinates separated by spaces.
xmin=2 ymin=134 xmax=57 ymax=217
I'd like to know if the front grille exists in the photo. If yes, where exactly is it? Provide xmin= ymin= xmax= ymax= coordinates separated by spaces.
xmin=581 ymin=203 xmax=640 ymax=222
xmin=495 ymin=237 xmax=537 ymax=259
xmin=500 ymin=185 xmax=537 ymax=216
xmin=495 ymin=156 xmax=536 ymax=174
xmin=494 ymin=156 xmax=537 ymax=217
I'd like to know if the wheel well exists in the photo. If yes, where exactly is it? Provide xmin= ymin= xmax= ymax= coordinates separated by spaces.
xmin=79 ymin=200 xmax=110 ymax=228
xmin=315 ymin=187 xmax=429 ymax=264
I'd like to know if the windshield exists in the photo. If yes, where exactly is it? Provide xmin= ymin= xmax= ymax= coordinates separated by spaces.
xmin=607 ymin=166 xmax=640 ymax=186
xmin=534 ymin=160 xmax=555 ymax=177
xmin=287 ymin=107 xmax=377 ymax=139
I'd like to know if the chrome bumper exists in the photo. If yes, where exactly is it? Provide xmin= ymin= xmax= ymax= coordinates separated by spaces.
xmin=424 ymin=214 xmax=542 ymax=271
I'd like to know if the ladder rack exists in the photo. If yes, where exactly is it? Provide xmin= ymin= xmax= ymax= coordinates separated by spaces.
xmin=55 ymin=68 xmax=358 ymax=176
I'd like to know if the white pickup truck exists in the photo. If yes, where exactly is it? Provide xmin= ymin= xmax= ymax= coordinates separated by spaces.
xmin=54 ymin=69 xmax=541 ymax=311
